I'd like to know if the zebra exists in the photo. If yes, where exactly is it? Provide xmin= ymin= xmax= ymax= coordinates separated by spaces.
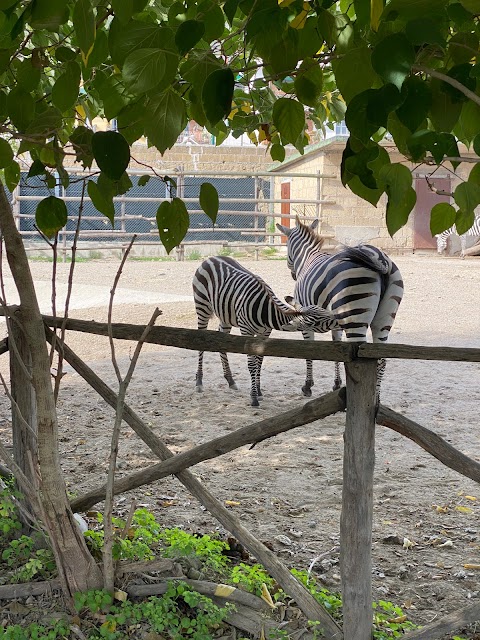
xmin=436 ymin=217 xmax=480 ymax=257
xmin=276 ymin=217 xmax=404 ymax=403
xmin=193 ymin=255 xmax=340 ymax=406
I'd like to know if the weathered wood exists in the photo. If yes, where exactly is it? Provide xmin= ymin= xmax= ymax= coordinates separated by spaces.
xmin=46 ymin=328 xmax=343 ymax=638
xmin=43 ymin=315 xmax=355 ymax=362
xmin=358 ymin=342 xmax=480 ymax=362
xmin=9 ymin=313 xmax=37 ymax=485
xmin=463 ymin=241 xmax=480 ymax=257
xmin=71 ymin=388 xmax=346 ymax=512
xmin=0 ymin=579 xmax=61 ymax=599
xmin=41 ymin=315 xmax=480 ymax=363
xmin=0 ymin=337 xmax=8 ymax=355
xmin=376 ymin=405 xmax=480 ymax=483
xmin=402 ymin=601 xmax=480 ymax=639
xmin=341 ymin=360 xmax=377 ymax=640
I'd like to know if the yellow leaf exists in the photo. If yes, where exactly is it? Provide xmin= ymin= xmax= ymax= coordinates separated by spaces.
xmin=455 ymin=506 xmax=473 ymax=514
xmin=247 ymin=131 xmax=258 ymax=145
xmin=228 ymin=108 xmax=239 ymax=119
xmin=370 ymin=0 xmax=383 ymax=32
xmin=241 ymin=103 xmax=251 ymax=113
xmin=225 ymin=500 xmax=240 ymax=506
xmin=76 ymin=105 xmax=86 ymax=120
xmin=258 ymin=127 xmax=267 ymax=142
xmin=465 ymin=495 xmax=477 ymax=501
xmin=215 ymin=584 xmax=236 ymax=597
xmin=435 ymin=505 xmax=448 ymax=513
xmin=261 ymin=583 xmax=276 ymax=609
xmin=101 ymin=620 xmax=116 ymax=633
xmin=389 ymin=615 xmax=407 ymax=624
xmin=464 ymin=564 xmax=480 ymax=570
xmin=279 ymin=0 xmax=296 ymax=5
xmin=290 ymin=9 xmax=308 ymax=29
xmin=114 ymin=590 xmax=128 ymax=602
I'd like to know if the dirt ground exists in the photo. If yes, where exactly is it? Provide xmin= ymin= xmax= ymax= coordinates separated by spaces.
xmin=1 ymin=252 xmax=479 ymax=637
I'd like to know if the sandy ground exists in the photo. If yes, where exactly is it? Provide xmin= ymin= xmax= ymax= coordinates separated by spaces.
xmin=1 ymin=253 xmax=479 ymax=635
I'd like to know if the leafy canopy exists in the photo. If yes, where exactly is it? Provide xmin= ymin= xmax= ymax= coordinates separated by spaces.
xmin=1 ymin=0 xmax=480 ymax=249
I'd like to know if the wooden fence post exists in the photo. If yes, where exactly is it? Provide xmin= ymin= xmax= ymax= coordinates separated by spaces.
xmin=341 ymin=359 xmax=377 ymax=640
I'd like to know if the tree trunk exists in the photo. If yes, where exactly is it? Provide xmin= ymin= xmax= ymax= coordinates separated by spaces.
xmin=0 ymin=181 xmax=102 ymax=599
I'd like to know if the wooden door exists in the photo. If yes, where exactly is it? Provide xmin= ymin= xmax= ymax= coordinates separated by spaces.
xmin=414 ymin=177 xmax=451 ymax=250
xmin=280 ymin=181 xmax=291 ymax=244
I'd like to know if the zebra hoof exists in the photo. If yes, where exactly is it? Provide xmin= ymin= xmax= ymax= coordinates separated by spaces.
xmin=250 ymin=398 xmax=259 ymax=407
xmin=302 ymin=386 xmax=312 ymax=397
xmin=229 ymin=383 xmax=238 ymax=390
xmin=196 ymin=385 xmax=203 ymax=393
xmin=332 ymin=382 xmax=342 ymax=391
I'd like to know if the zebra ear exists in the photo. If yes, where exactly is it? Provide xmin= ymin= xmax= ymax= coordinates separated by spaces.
xmin=295 ymin=215 xmax=301 ymax=227
xmin=310 ymin=219 xmax=319 ymax=231
xmin=276 ymin=223 xmax=292 ymax=236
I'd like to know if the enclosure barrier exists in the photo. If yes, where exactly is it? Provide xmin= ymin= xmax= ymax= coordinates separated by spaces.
xmin=4 ymin=313 xmax=480 ymax=640
xmin=11 ymin=169 xmax=337 ymax=260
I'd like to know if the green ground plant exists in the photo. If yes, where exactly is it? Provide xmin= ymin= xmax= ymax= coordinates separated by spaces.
xmin=0 ymin=492 xmax=438 ymax=640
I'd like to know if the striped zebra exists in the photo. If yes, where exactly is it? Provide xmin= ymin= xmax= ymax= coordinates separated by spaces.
xmin=436 ymin=217 xmax=480 ymax=257
xmin=193 ymin=256 xmax=339 ymax=406
xmin=276 ymin=218 xmax=404 ymax=402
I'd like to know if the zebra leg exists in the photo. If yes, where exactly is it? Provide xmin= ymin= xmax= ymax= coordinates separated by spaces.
xmin=331 ymin=329 xmax=343 ymax=390
xmin=301 ymin=329 xmax=314 ymax=397
xmin=247 ymin=354 xmax=260 ymax=406
xmin=460 ymin=234 xmax=467 ymax=258
xmin=195 ymin=314 xmax=211 ymax=392
xmin=218 ymin=324 xmax=238 ymax=390
xmin=255 ymin=329 xmax=272 ymax=399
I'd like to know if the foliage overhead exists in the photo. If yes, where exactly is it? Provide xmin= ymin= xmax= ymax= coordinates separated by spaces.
xmin=1 ymin=0 xmax=480 ymax=249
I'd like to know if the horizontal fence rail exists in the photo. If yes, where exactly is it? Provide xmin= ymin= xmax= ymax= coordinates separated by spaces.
xmin=40 ymin=316 xmax=480 ymax=363
xmin=10 ymin=168 xmax=336 ymax=259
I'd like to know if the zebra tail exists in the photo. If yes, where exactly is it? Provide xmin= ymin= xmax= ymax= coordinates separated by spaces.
xmin=337 ymin=245 xmax=390 ymax=275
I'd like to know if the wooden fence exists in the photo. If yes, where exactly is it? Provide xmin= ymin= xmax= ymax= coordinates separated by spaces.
xmin=5 ymin=315 xmax=480 ymax=640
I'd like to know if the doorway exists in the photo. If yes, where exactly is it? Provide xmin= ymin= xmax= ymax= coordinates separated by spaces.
xmin=414 ymin=177 xmax=451 ymax=250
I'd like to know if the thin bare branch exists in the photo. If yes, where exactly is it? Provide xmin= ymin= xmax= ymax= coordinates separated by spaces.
xmin=413 ymin=64 xmax=480 ymax=107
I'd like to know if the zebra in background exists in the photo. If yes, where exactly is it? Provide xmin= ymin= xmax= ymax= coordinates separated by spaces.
xmin=193 ymin=255 xmax=339 ymax=406
xmin=276 ymin=217 xmax=404 ymax=403
xmin=436 ymin=217 xmax=480 ymax=257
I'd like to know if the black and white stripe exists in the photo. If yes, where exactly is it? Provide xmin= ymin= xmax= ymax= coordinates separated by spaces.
xmin=193 ymin=255 xmax=339 ymax=406
xmin=276 ymin=218 xmax=404 ymax=402
xmin=436 ymin=217 xmax=480 ymax=257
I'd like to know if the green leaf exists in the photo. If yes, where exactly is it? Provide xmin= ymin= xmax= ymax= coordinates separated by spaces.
xmin=26 ymin=107 xmax=63 ymax=139
xmin=371 ymin=33 xmax=415 ymax=90
xmin=332 ymin=45 xmax=377 ymax=103
xmin=430 ymin=202 xmax=457 ymax=235
xmin=396 ymin=77 xmax=431 ymax=133
xmin=116 ymin=101 xmax=146 ymax=145
xmin=429 ymin=78 xmax=462 ymax=132
xmin=453 ymin=181 xmax=480 ymax=215
xmin=197 ymin=0 xmax=225 ymax=43
xmin=272 ymin=98 xmax=305 ymax=146
xmin=224 ymin=0 xmax=239 ymax=25
xmin=51 ymin=61 xmax=81 ymax=113
xmin=4 ymin=161 xmax=20 ymax=192
xmin=122 ymin=48 xmax=166 ymax=94
xmin=7 ymin=87 xmax=35 ymax=131
xmin=342 ymin=141 xmax=390 ymax=205
xmin=294 ymin=58 xmax=323 ymax=108
xmin=202 ymin=67 xmax=234 ymax=126
xmin=138 ymin=174 xmax=150 ymax=186
xmin=383 ymin=0 xmax=449 ymax=21
xmin=91 ymin=131 xmax=130 ymax=181
xmin=30 ymin=0 xmax=68 ymax=30
xmin=473 ymin=133 xmax=480 ymax=156
xmin=458 ymin=0 xmax=480 ymax=12
xmin=181 ymin=52 xmax=223 ymax=93
xmin=378 ymin=163 xmax=416 ymax=236
xmin=468 ymin=163 xmax=480 ymax=186
xmin=455 ymin=209 xmax=475 ymax=235
xmin=156 ymin=198 xmax=189 ymax=254
xmin=199 ymin=182 xmax=218 ymax=224
xmin=56 ymin=46 xmax=77 ymax=62
xmin=448 ymin=31 xmax=479 ymax=64
xmin=442 ymin=63 xmax=476 ymax=103
xmin=92 ymin=70 xmax=126 ymax=121
xmin=270 ymin=143 xmax=285 ymax=162
xmin=454 ymin=100 xmax=480 ymax=147
xmin=405 ymin=18 xmax=446 ymax=47
xmin=112 ymin=0 xmax=133 ymax=24
xmin=109 ymin=18 xmax=164 ymax=67
xmin=144 ymin=89 xmax=187 ymax=155
xmin=73 ymin=0 xmax=96 ymax=62
xmin=175 ymin=20 xmax=205 ymax=56
xmin=87 ymin=179 xmax=115 ymax=224
xmin=28 ymin=159 xmax=47 ymax=178
xmin=346 ymin=86 xmax=401 ymax=144
xmin=35 ymin=196 xmax=68 ymax=238
xmin=0 ymin=138 xmax=13 ymax=169
xmin=16 ymin=59 xmax=41 ymax=92
xmin=69 ymin=126 xmax=94 ymax=169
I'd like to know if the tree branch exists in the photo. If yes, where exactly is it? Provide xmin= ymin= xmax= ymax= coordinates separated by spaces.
xmin=413 ymin=64 xmax=480 ymax=108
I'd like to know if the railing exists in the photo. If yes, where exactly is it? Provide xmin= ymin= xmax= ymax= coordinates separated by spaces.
xmin=11 ymin=168 xmax=336 ymax=260
xmin=6 ymin=312 xmax=477 ymax=640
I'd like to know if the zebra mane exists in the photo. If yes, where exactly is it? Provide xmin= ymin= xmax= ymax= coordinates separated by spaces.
xmin=296 ymin=219 xmax=326 ymax=250
xmin=259 ymin=277 xmax=299 ymax=315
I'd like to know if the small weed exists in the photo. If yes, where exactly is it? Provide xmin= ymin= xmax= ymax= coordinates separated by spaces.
xmin=187 ymin=249 xmax=202 ymax=260
xmin=230 ymin=562 xmax=276 ymax=597
xmin=129 ymin=255 xmax=175 ymax=262
xmin=0 ymin=487 xmax=22 ymax=539
xmin=219 ymin=246 xmax=234 ymax=256
xmin=160 ymin=527 xmax=230 ymax=572
xmin=261 ymin=246 xmax=278 ymax=257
